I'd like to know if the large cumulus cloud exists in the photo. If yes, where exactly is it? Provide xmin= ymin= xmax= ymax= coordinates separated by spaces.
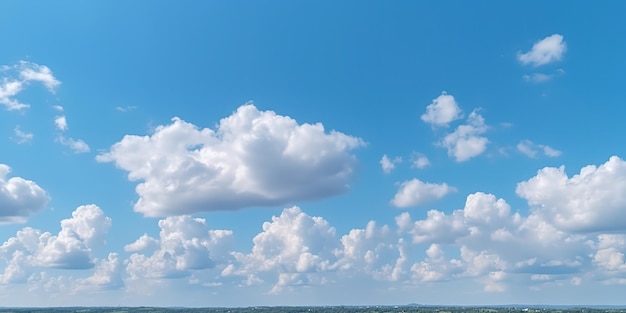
xmin=97 ymin=104 xmax=365 ymax=216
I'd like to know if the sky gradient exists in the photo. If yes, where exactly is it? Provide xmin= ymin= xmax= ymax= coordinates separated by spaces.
xmin=1 ymin=0 xmax=626 ymax=307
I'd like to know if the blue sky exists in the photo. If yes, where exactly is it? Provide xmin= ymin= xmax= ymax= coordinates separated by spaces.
xmin=1 ymin=0 xmax=626 ymax=307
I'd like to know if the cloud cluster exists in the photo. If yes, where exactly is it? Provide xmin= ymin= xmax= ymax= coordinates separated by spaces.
xmin=97 ymin=104 xmax=365 ymax=217
xmin=3 ymin=157 xmax=626 ymax=296
xmin=0 ymin=164 xmax=49 ymax=223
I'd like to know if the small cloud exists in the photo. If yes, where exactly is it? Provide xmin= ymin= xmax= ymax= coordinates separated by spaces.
xmin=52 ymin=105 xmax=64 ymax=112
xmin=517 ymin=139 xmax=561 ymax=158
xmin=12 ymin=126 xmax=33 ymax=144
xmin=54 ymin=116 xmax=68 ymax=131
xmin=380 ymin=154 xmax=402 ymax=174
xmin=440 ymin=110 xmax=489 ymax=162
xmin=421 ymin=92 xmax=463 ymax=127
xmin=391 ymin=178 xmax=456 ymax=208
xmin=411 ymin=153 xmax=430 ymax=169
xmin=518 ymin=34 xmax=567 ymax=67
xmin=542 ymin=145 xmax=562 ymax=157
xmin=57 ymin=136 xmax=90 ymax=154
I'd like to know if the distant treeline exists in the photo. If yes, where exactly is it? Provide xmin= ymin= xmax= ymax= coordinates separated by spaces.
xmin=1 ymin=307 xmax=625 ymax=313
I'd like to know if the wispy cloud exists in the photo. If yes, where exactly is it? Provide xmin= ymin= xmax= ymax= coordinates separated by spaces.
xmin=12 ymin=126 xmax=33 ymax=144
xmin=56 ymin=136 xmax=90 ymax=154
xmin=517 ymin=139 xmax=561 ymax=158
xmin=0 ymin=61 xmax=61 ymax=111
xmin=116 ymin=105 xmax=137 ymax=112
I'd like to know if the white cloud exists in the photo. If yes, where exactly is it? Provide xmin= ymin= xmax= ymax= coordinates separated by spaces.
xmin=12 ymin=126 xmax=34 ymax=144
xmin=516 ymin=156 xmax=626 ymax=233
xmin=411 ymin=153 xmax=430 ymax=169
xmin=18 ymin=61 xmax=61 ymax=92
xmin=517 ymin=139 xmax=561 ymax=158
xmin=0 ymin=80 xmax=26 ymax=110
xmin=54 ymin=115 xmax=68 ymax=131
xmin=97 ymin=104 xmax=365 ymax=217
xmin=0 ymin=204 xmax=111 ymax=283
xmin=126 ymin=215 xmax=233 ymax=280
xmin=0 ymin=61 xmax=61 ymax=111
xmin=0 ymin=164 xmax=49 ymax=223
xmin=440 ymin=110 xmax=489 ymax=162
xmin=380 ymin=154 xmax=401 ymax=174
xmin=391 ymin=178 xmax=455 ymax=208
xmin=421 ymin=92 xmax=463 ymax=127
xmin=518 ymin=34 xmax=567 ymax=67
xmin=52 ymin=105 xmax=64 ymax=112
xmin=56 ymin=136 xmax=90 ymax=154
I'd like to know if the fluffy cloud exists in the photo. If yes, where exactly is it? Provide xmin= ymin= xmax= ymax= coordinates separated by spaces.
xmin=0 ymin=164 xmax=49 ymax=223
xmin=0 ymin=205 xmax=111 ymax=284
xmin=55 ymin=116 xmax=68 ymax=131
xmin=518 ymin=34 xmax=567 ymax=67
xmin=516 ymin=156 xmax=626 ymax=233
xmin=225 ymin=206 xmax=339 ymax=292
xmin=421 ymin=92 xmax=463 ymax=127
xmin=517 ymin=139 xmax=561 ymax=158
xmin=337 ymin=221 xmax=408 ymax=282
xmin=97 ymin=104 xmax=365 ymax=217
xmin=441 ymin=110 xmax=489 ymax=162
xmin=380 ymin=154 xmax=401 ymax=174
xmin=126 ymin=215 xmax=233 ymax=280
xmin=391 ymin=178 xmax=456 ymax=208
xmin=0 ymin=61 xmax=60 ymax=111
